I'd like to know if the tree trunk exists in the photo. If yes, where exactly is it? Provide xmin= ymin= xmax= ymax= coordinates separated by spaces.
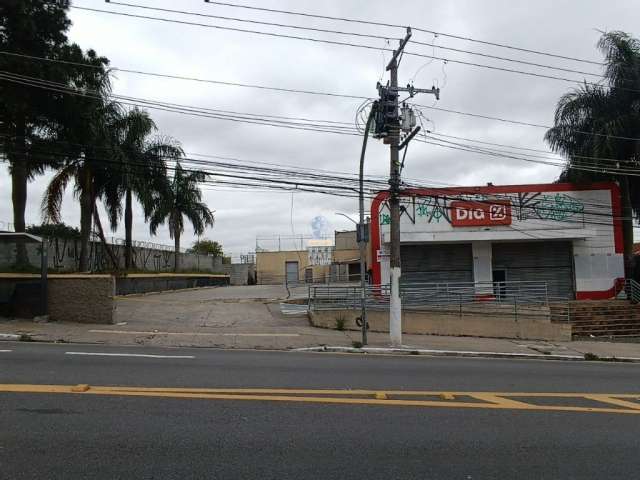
xmin=174 ymin=232 xmax=180 ymax=273
xmin=620 ymin=175 xmax=634 ymax=278
xmin=11 ymin=117 xmax=28 ymax=267
xmin=78 ymin=166 xmax=93 ymax=272
xmin=124 ymin=188 xmax=133 ymax=269
xmin=94 ymin=206 xmax=119 ymax=271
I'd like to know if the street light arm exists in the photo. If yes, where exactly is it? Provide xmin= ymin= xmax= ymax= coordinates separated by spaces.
xmin=335 ymin=212 xmax=358 ymax=225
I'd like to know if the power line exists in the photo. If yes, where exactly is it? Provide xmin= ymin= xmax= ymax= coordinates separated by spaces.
xmin=417 ymin=136 xmax=640 ymax=177
xmin=201 ymin=0 xmax=603 ymax=66
xmin=4 ymin=69 xmax=640 ymax=177
xmin=426 ymin=131 xmax=639 ymax=166
xmin=72 ymin=6 xmax=636 ymax=94
xmin=4 ymin=144 xmax=625 ymax=226
xmin=104 ymin=1 xmax=603 ymax=79
xmin=3 ymin=49 xmax=639 ymax=143
xmin=0 ymin=72 xmax=360 ymax=137
xmin=2 ymin=135 xmax=629 ymax=229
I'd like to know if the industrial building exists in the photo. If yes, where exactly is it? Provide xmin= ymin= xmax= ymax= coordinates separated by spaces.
xmin=255 ymin=230 xmax=370 ymax=284
xmin=370 ymin=182 xmax=624 ymax=300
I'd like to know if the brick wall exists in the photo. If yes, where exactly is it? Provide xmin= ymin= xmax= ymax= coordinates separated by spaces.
xmin=48 ymin=275 xmax=115 ymax=324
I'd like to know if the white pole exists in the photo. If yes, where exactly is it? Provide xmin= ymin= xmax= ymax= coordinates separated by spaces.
xmin=390 ymin=266 xmax=402 ymax=346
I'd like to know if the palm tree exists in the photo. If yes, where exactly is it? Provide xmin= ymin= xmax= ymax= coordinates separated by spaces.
xmin=545 ymin=31 xmax=640 ymax=275
xmin=148 ymin=163 xmax=214 ymax=272
xmin=108 ymin=108 xmax=183 ymax=269
xmin=41 ymin=76 xmax=122 ymax=271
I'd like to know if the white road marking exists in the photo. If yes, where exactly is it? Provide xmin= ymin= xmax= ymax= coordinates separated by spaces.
xmin=88 ymin=329 xmax=299 ymax=337
xmin=0 ymin=349 xmax=12 ymax=353
xmin=65 ymin=352 xmax=195 ymax=359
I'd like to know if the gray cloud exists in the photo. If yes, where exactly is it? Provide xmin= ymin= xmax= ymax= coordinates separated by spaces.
xmin=2 ymin=0 xmax=637 ymax=257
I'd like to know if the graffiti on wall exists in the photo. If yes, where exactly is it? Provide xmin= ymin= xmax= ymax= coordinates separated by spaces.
xmin=45 ymin=237 xmax=179 ymax=272
xmin=379 ymin=191 xmax=585 ymax=226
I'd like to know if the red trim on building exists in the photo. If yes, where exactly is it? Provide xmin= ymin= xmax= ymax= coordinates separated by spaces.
xmin=370 ymin=182 xmax=623 ymax=286
xmin=370 ymin=191 xmax=390 ymax=286
xmin=474 ymin=294 xmax=496 ymax=301
xmin=575 ymin=278 xmax=625 ymax=300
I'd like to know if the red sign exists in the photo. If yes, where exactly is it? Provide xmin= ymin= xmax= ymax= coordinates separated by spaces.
xmin=450 ymin=200 xmax=512 ymax=227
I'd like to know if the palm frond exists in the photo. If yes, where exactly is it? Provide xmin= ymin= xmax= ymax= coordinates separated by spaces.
xmin=41 ymin=162 xmax=76 ymax=223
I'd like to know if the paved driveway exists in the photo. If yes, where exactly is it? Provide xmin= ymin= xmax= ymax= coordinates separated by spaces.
xmin=115 ymin=285 xmax=307 ymax=331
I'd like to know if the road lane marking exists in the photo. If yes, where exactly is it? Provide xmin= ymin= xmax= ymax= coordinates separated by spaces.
xmin=88 ymin=330 xmax=299 ymax=337
xmin=0 ymin=350 xmax=12 ymax=353
xmin=1 ymin=385 xmax=640 ymax=415
xmin=64 ymin=352 xmax=195 ymax=359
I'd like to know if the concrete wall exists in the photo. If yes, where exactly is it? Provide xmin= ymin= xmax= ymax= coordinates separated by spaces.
xmin=33 ymin=237 xmax=222 ymax=273
xmin=335 ymin=230 xmax=358 ymax=250
xmin=48 ymin=275 xmax=115 ymax=324
xmin=310 ymin=308 xmax=572 ymax=341
xmin=115 ymin=274 xmax=230 ymax=295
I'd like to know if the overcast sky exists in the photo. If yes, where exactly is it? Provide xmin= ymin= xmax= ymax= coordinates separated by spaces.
xmin=2 ymin=0 xmax=639 ymax=257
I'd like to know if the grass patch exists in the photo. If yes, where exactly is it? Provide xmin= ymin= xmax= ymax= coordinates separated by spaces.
xmin=351 ymin=341 xmax=363 ymax=349
xmin=334 ymin=314 xmax=346 ymax=331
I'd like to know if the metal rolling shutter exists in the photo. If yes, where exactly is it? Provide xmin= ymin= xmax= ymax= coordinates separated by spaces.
xmin=492 ymin=242 xmax=574 ymax=299
xmin=401 ymin=243 xmax=473 ymax=284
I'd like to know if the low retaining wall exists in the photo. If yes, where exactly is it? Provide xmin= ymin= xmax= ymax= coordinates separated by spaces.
xmin=310 ymin=308 xmax=572 ymax=342
xmin=48 ymin=274 xmax=115 ymax=324
xmin=115 ymin=274 xmax=230 ymax=295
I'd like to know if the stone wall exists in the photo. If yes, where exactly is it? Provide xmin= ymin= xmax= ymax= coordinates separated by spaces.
xmin=309 ymin=308 xmax=571 ymax=342
xmin=48 ymin=275 xmax=115 ymax=324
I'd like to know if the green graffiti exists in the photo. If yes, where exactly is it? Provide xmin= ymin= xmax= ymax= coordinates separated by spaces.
xmin=431 ymin=206 xmax=444 ymax=223
xmin=380 ymin=213 xmax=391 ymax=225
xmin=535 ymin=193 xmax=584 ymax=221
xmin=417 ymin=205 xmax=429 ymax=216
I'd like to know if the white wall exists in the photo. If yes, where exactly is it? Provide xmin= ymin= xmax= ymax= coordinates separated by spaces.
xmin=375 ymin=185 xmax=624 ymax=296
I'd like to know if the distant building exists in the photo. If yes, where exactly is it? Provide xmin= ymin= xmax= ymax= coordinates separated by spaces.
xmin=255 ymin=229 xmax=370 ymax=284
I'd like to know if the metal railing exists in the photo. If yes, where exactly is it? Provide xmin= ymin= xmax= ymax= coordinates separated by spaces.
xmin=308 ymin=280 xmax=550 ymax=318
xmin=623 ymin=279 xmax=640 ymax=304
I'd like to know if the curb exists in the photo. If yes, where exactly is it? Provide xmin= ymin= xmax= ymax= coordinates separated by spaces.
xmin=0 ymin=333 xmax=29 ymax=341
xmin=293 ymin=346 xmax=640 ymax=363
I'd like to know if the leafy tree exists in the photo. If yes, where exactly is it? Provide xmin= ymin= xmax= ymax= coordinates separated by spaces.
xmin=187 ymin=239 xmax=224 ymax=257
xmin=148 ymin=163 xmax=215 ymax=271
xmin=107 ymin=108 xmax=182 ymax=269
xmin=26 ymin=222 xmax=80 ymax=240
xmin=545 ymin=31 xmax=640 ymax=275
xmin=0 ymin=0 xmax=78 ymax=263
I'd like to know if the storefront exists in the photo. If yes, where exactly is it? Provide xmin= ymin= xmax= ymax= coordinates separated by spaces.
xmin=370 ymin=183 xmax=624 ymax=300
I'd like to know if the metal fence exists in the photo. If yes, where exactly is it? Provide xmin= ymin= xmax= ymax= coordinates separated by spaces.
xmin=308 ymin=280 xmax=550 ymax=319
xmin=307 ymin=279 xmax=640 ymax=337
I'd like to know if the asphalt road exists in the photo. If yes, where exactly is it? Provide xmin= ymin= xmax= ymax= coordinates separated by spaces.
xmin=1 ymin=342 xmax=639 ymax=479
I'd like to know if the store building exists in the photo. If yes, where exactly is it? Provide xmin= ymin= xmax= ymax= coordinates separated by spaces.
xmin=370 ymin=182 xmax=624 ymax=300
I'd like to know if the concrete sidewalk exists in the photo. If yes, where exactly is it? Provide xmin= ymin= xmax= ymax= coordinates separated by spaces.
xmin=2 ymin=317 xmax=640 ymax=361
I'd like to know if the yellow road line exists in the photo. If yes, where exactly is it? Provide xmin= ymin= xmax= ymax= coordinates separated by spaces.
xmin=2 ymin=384 xmax=640 ymax=415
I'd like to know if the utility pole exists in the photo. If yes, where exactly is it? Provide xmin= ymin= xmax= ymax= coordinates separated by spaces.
xmin=376 ymin=27 xmax=439 ymax=347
